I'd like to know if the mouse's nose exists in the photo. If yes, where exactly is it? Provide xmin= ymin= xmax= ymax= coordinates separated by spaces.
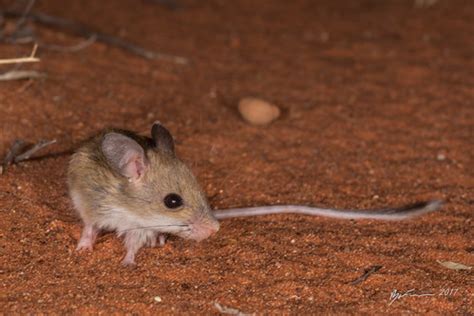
xmin=189 ymin=216 xmax=220 ymax=242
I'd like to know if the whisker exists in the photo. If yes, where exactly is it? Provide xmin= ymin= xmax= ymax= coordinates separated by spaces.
xmin=120 ymin=224 xmax=189 ymax=233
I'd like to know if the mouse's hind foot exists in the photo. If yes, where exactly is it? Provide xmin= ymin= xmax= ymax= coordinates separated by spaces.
xmin=76 ymin=224 xmax=99 ymax=251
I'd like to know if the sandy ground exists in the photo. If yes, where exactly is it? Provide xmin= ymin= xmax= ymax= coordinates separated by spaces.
xmin=0 ymin=0 xmax=472 ymax=314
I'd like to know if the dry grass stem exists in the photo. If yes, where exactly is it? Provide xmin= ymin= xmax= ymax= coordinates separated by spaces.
xmin=14 ymin=139 xmax=57 ymax=163
xmin=350 ymin=265 xmax=383 ymax=285
xmin=0 ymin=70 xmax=45 ymax=81
xmin=1 ymin=138 xmax=56 ymax=174
xmin=0 ymin=43 xmax=40 ymax=64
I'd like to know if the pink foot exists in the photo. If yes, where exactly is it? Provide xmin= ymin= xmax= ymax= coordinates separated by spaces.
xmin=121 ymin=252 xmax=136 ymax=266
xmin=76 ymin=224 xmax=98 ymax=251
xmin=121 ymin=231 xmax=147 ymax=266
xmin=148 ymin=236 xmax=157 ymax=248
xmin=158 ymin=234 xmax=167 ymax=247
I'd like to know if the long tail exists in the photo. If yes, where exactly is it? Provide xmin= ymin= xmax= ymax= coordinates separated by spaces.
xmin=213 ymin=200 xmax=443 ymax=221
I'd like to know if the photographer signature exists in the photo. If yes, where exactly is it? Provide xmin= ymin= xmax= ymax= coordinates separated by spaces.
xmin=389 ymin=288 xmax=460 ymax=305
xmin=389 ymin=289 xmax=434 ymax=305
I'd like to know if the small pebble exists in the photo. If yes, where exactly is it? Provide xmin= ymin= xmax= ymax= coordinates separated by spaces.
xmin=437 ymin=153 xmax=446 ymax=161
xmin=238 ymin=97 xmax=281 ymax=126
xmin=153 ymin=296 xmax=162 ymax=303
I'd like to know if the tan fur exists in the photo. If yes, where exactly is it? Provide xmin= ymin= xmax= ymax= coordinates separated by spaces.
xmin=68 ymin=127 xmax=219 ymax=265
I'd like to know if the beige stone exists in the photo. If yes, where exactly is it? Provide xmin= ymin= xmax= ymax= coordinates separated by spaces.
xmin=238 ymin=97 xmax=280 ymax=125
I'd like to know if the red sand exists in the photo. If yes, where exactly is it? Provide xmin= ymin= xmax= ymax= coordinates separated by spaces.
xmin=0 ymin=0 xmax=472 ymax=314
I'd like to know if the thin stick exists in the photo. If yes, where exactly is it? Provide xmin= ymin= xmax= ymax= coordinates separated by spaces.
xmin=0 ymin=43 xmax=40 ymax=65
xmin=2 ymin=0 xmax=36 ymax=45
xmin=15 ymin=79 xmax=35 ymax=93
xmin=2 ymin=140 xmax=26 ymax=174
xmin=350 ymin=265 xmax=383 ymax=285
xmin=41 ymin=34 xmax=97 ymax=53
xmin=3 ymin=10 xmax=188 ymax=64
xmin=14 ymin=139 xmax=56 ymax=163
xmin=30 ymin=43 xmax=38 ymax=57
xmin=0 ymin=56 xmax=39 ymax=64
xmin=214 ymin=302 xmax=252 ymax=316
xmin=0 ymin=70 xmax=45 ymax=81
xmin=15 ymin=0 xmax=36 ymax=28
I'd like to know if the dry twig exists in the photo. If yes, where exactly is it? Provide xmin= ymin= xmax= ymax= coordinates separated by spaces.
xmin=3 ymin=10 xmax=188 ymax=64
xmin=350 ymin=265 xmax=383 ymax=285
xmin=1 ymin=138 xmax=56 ymax=174
xmin=0 ymin=0 xmax=36 ymax=44
xmin=0 ymin=43 xmax=39 ymax=64
xmin=214 ymin=302 xmax=252 ymax=316
xmin=14 ymin=139 xmax=56 ymax=163
xmin=2 ymin=140 xmax=26 ymax=174
xmin=0 ymin=69 xmax=45 ymax=80
xmin=41 ymin=34 xmax=97 ymax=53
xmin=14 ymin=0 xmax=36 ymax=28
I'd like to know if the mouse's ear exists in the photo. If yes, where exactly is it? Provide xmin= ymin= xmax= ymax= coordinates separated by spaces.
xmin=102 ymin=133 xmax=147 ymax=181
xmin=151 ymin=121 xmax=175 ymax=154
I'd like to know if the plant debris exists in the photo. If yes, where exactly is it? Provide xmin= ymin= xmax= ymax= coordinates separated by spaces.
xmin=2 ymin=9 xmax=188 ymax=64
xmin=0 ymin=70 xmax=45 ymax=81
xmin=214 ymin=302 xmax=253 ymax=316
xmin=0 ymin=43 xmax=39 ymax=66
xmin=1 ymin=139 xmax=56 ymax=174
xmin=437 ymin=260 xmax=472 ymax=271
xmin=350 ymin=265 xmax=383 ymax=285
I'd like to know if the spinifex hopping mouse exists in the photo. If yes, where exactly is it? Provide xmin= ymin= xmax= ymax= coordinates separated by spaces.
xmin=68 ymin=122 xmax=442 ymax=265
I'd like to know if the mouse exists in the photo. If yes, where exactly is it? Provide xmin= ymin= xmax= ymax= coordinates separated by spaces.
xmin=68 ymin=122 xmax=220 ymax=265
xmin=68 ymin=122 xmax=442 ymax=265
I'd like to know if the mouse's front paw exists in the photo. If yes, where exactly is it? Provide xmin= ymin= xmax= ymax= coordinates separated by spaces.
xmin=121 ymin=255 xmax=137 ymax=267
xmin=76 ymin=239 xmax=94 ymax=251
xmin=76 ymin=225 xmax=98 ymax=251
xmin=158 ymin=234 xmax=167 ymax=246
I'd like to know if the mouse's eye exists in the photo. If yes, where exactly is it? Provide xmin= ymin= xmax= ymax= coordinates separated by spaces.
xmin=164 ymin=193 xmax=183 ymax=209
